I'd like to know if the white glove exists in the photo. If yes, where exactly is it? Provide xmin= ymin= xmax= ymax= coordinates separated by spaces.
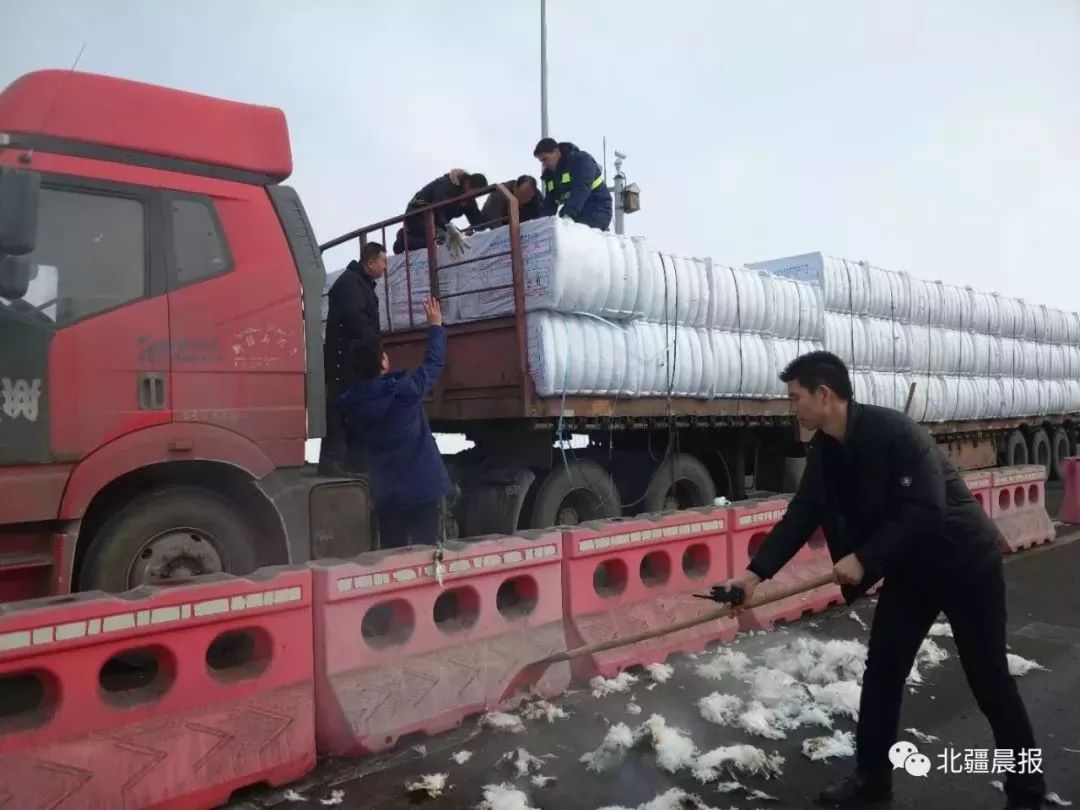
xmin=445 ymin=223 xmax=470 ymax=259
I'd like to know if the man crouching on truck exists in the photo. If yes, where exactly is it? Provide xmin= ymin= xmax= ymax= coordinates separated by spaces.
xmin=339 ymin=297 xmax=453 ymax=549
xmin=721 ymin=351 xmax=1047 ymax=810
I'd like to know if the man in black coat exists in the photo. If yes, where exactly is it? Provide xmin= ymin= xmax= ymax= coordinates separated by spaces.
xmin=534 ymin=138 xmax=612 ymax=231
xmin=477 ymin=175 xmax=544 ymax=230
xmin=723 ymin=351 xmax=1046 ymax=809
xmin=319 ymin=241 xmax=386 ymax=475
xmin=392 ymin=169 xmax=488 ymax=254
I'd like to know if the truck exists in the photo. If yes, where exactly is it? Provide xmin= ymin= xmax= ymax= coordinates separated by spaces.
xmin=0 ymin=69 xmax=1075 ymax=603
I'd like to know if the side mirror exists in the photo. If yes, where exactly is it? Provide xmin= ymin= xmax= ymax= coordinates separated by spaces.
xmin=0 ymin=255 xmax=33 ymax=300
xmin=0 ymin=167 xmax=41 ymax=257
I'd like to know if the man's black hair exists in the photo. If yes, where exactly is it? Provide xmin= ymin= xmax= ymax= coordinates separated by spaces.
xmin=466 ymin=173 xmax=488 ymax=189
xmin=360 ymin=241 xmax=385 ymax=266
xmin=516 ymin=174 xmax=537 ymax=189
xmin=779 ymin=350 xmax=853 ymax=401
xmin=351 ymin=337 xmax=385 ymax=380
xmin=533 ymin=137 xmax=559 ymax=157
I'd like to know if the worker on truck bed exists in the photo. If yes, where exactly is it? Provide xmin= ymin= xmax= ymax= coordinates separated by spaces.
xmin=392 ymin=169 xmax=488 ymax=254
xmin=320 ymin=241 xmax=387 ymax=476
xmin=723 ymin=351 xmax=1047 ymax=810
xmin=534 ymin=137 xmax=613 ymax=231
xmin=477 ymin=175 xmax=544 ymax=229
xmin=339 ymin=297 xmax=453 ymax=549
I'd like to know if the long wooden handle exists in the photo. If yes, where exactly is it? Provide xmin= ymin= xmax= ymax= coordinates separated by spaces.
xmin=534 ymin=571 xmax=838 ymax=667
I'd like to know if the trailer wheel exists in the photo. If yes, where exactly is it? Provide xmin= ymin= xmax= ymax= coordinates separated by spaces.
xmin=643 ymin=453 xmax=717 ymax=514
xmin=1003 ymin=430 xmax=1029 ymax=467
xmin=78 ymin=486 xmax=258 ymax=593
xmin=528 ymin=460 xmax=621 ymax=529
xmin=1050 ymin=427 xmax=1070 ymax=481
xmin=1028 ymin=428 xmax=1051 ymax=478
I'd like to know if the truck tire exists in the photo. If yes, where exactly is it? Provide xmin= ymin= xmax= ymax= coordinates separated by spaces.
xmin=1050 ymin=426 xmax=1070 ymax=481
xmin=528 ymin=459 xmax=621 ymax=529
xmin=1003 ymin=430 xmax=1028 ymax=467
xmin=78 ymin=486 xmax=259 ymax=593
xmin=643 ymin=453 xmax=717 ymax=514
xmin=1028 ymin=428 xmax=1051 ymax=479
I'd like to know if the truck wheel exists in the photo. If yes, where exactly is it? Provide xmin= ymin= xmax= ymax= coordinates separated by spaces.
xmin=1051 ymin=426 xmax=1071 ymax=481
xmin=1028 ymin=428 xmax=1051 ymax=478
xmin=78 ymin=486 xmax=258 ymax=593
xmin=1003 ymin=430 xmax=1028 ymax=467
xmin=528 ymin=460 xmax=620 ymax=529
xmin=643 ymin=453 xmax=717 ymax=513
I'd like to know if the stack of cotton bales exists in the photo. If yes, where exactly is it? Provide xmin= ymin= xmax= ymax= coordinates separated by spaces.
xmin=749 ymin=252 xmax=1080 ymax=422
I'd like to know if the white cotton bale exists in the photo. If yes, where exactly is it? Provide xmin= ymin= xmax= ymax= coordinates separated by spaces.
xmin=697 ymin=328 xmax=717 ymax=398
xmin=909 ymin=278 xmax=934 ymax=326
xmin=601 ymin=233 xmax=627 ymax=319
xmin=526 ymin=311 xmax=563 ymax=397
xmin=823 ymin=256 xmax=871 ymax=315
xmin=769 ymin=339 xmax=825 ymax=397
xmin=1043 ymin=306 xmax=1069 ymax=345
xmin=576 ymin=317 xmax=600 ymax=394
xmin=639 ymin=321 xmax=665 ymax=396
xmin=740 ymin=269 xmax=772 ymax=334
xmin=621 ymin=322 xmax=644 ymax=397
xmin=669 ymin=255 xmax=694 ymax=326
xmin=882 ymin=268 xmax=913 ymax=321
xmin=618 ymin=235 xmax=642 ymax=319
xmin=633 ymin=239 xmax=662 ymax=322
xmin=606 ymin=319 xmax=628 ymax=395
xmin=1043 ymin=379 xmax=1066 ymax=416
xmin=956 ymin=330 xmax=977 ymax=375
xmin=868 ymin=372 xmax=911 ymax=412
xmin=766 ymin=276 xmax=825 ymax=341
xmin=996 ymin=296 xmax=1024 ymax=338
xmin=1021 ymin=341 xmax=1040 ymax=379
xmin=1066 ymin=345 xmax=1080 ymax=378
xmin=1065 ymin=380 xmax=1080 ymax=413
xmin=1022 ymin=379 xmax=1042 ymax=417
xmin=656 ymin=252 xmax=679 ymax=324
xmin=967 ymin=288 xmax=996 ymax=334
xmin=1045 ymin=344 xmax=1066 ymax=380
xmin=691 ymin=258 xmax=711 ymax=328
xmin=864 ymin=264 xmax=892 ymax=319
xmin=825 ymin=313 xmax=870 ymax=369
xmin=851 ymin=371 xmax=877 ymax=406
xmin=1067 ymin=311 xmax=1080 ymax=346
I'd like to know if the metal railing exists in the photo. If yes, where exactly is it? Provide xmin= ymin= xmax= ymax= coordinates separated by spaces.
xmin=318 ymin=182 xmax=532 ymax=413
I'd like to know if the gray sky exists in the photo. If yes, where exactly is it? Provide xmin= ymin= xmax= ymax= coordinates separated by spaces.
xmin=4 ymin=0 xmax=1079 ymax=306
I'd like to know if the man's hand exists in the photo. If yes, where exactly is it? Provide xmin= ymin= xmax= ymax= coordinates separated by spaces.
xmin=833 ymin=553 xmax=865 ymax=585
xmin=424 ymin=297 xmax=443 ymax=327
xmin=719 ymin=571 xmax=761 ymax=615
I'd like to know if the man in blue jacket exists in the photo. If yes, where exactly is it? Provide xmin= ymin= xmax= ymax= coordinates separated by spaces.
xmin=339 ymin=297 xmax=453 ymax=548
xmin=534 ymin=138 xmax=613 ymax=231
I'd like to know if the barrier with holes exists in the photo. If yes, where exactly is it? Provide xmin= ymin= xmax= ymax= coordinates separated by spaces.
xmin=1060 ymin=457 xmax=1080 ymax=526
xmin=728 ymin=497 xmax=843 ymax=631
xmin=990 ymin=466 xmax=1055 ymax=553
xmin=0 ymin=567 xmax=315 ymax=810
xmin=310 ymin=532 xmax=568 ymax=756
xmin=962 ymin=470 xmax=993 ymax=516
xmin=560 ymin=508 xmax=735 ymax=680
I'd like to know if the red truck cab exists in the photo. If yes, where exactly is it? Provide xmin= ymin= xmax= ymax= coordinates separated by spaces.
xmin=0 ymin=70 xmax=370 ymax=602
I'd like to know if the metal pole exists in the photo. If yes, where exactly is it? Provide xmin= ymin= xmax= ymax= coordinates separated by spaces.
xmin=540 ymin=0 xmax=549 ymax=137
xmin=613 ymin=151 xmax=625 ymax=235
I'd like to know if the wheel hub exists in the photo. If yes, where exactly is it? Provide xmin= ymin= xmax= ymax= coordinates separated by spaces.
xmin=129 ymin=529 xmax=224 ymax=586
xmin=557 ymin=505 xmax=580 ymax=525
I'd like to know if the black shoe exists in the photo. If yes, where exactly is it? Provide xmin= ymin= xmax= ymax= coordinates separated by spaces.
xmin=817 ymin=773 xmax=893 ymax=805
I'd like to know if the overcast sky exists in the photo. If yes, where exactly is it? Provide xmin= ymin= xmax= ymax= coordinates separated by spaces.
xmin=4 ymin=0 xmax=1079 ymax=306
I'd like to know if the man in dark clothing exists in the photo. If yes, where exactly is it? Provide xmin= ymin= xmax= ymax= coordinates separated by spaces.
xmin=319 ymin=241 xmax=386 ymax=476
xmin=477 ymin=175 xmax=544 ymax=229
xmin=392 ymin=169 xmax=488 ymax=255
xmin=723 ymin=351 xmax=1047 ymax=810
xmin=534 ymin=137 xmax=613 ymax=231
xmin=339 ymin=297 xmax=453 ymax=548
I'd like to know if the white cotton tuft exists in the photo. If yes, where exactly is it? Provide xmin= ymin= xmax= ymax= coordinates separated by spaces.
xmin=848 ymin=611 xmax=868 ymax=631
xmin=482 ymin=712 xmax=526 ymax=733
xmin=646 ymin=662 xmax=675 ymax=683
xmin=1045 ymin=792 xmax=1074 ymax=807
xmin=627 ymin=701 xmax=643 ymax=716
xmin=737 ymin=701 xmax=789 ymax=740
xmin=807 ymin=681 xmax=861 ymax=720
xmin=591 ymin=671 xmax=640 ymax=697
xmin=761 ymin=638 xmax=867 ymax=684
xmin=698 ymin=693 xmax=743 ymax=726
xmin=319 ymin=790 xmax=345 ymax=807
xmin=1008 ymin=653 xmax=1048 ymax=677
xmin=405 ymin=773 xmax=449 ymax=798
xmin=520 ymin=700 xmax=569 ymax=723
xmin=580 ymin=722 xmax=636 ymax=773
xmin=928 ymin=621 xmax=953 ymax=638
xmin=530 ymin=775 xmax=558 ymax=788
xmin=747 ymin=667 xmax=806 ymax=705
xmin=917 ymin=638 xmax=949 ymax=669
xmin=696 ymin=649 xmax=752 ymax=681
xmin=905 ymin=728 xmax=939 ymax=744
xmin=283 ymin=790 xmax=307 ymax=802
xmin=639 ymin=714 xmax=699 ymax=773
xmin=693 ymin=744 xmax=785 ymax=782
xmin=802 ymin=730 xmax=856 ymax=762
xmin=477 ymin=783 xmax=540 ymax=810
xmin=500 ymin=748 xmax=552 ymax=778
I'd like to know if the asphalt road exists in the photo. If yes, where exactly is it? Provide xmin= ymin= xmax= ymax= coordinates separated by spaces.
xmin=232 ymin=526 xmax=1080 ymax=810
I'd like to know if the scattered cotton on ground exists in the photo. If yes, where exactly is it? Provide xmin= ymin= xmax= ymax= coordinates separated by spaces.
xmin=405 ymin=774 xmax=449 ymax=798
xmin=699 ymin=693 xmax=743 ymax=726
xmin=807 ymin=681 xmax=861 ymax=720
xmin=591 ymin=671 xmax=640 ymax=697
xmin=849 ymin=611 xmax=868 ymax=630
xmin=639 ymin=714 xmax=699 ymax=773
xmin=452 ymin=750 xmax=474 ymax=765
xmin=501 ymin=748 xmax=551 ymax=778
xmin=905 ymin=728 xmax=940 ymax=744
xmin=477 ymin=783 xmax=539 ymax=810
xmin=646 ymin=662 xmax=675 ymax=683
xmin=627 ymin=700 xmax=643 ymax=715
xmin=1008 ymin=653 xmax=1048 ymax=676
xmin=693 ymin=744 xmax=785 ymax=782
xmin=928 ymin=621 xmax=953 ymax=638
xmin=482 ymin=712 xmax=525 ymax=733
xmin=530 ymin=775 xmax=558 ymax=788
xmin=520 ymin=700 xmax=569 ymax=723
xmin=319 ymin=791 xmax=345 ymax=807
xmin=580 ymin=723 xmax=636 ymax=773
xmin=802 ymin=730 xmax=857 ymax=761
xmin=695 ymin=649 xmax=752 ymax=681
xmin=283 ymin=790 xmax=307 ymax=802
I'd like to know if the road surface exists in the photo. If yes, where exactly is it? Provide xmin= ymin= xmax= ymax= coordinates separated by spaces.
xmin=232 ymin=526 xmax=1080 ymax=810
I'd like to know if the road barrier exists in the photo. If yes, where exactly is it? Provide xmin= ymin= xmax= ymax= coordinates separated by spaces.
xmin=991 ymin=466 xmax=1055 ymax=552
xmin=1060 ymin=457 xmax=1080 ymax=526
xmin=560 ymin=508 xmax=736 ymax=680
xmin=0 ymin=567 xmax=315 ymax=810
xmin=727 ymin=497 xmax=843 ymax=631
xmin=310 ymin=531 xmax=568 ymax=756
xmin=962 ymin=469 xmax=993 ymax=515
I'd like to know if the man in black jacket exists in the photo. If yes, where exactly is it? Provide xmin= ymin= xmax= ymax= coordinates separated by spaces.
xmin=392 ymin=169 xmax=488 ymax=254
xmin=477 ymin=175 xmax=543 ymax=230
xmin=319 ymin=241 xmax=386 ymax=475
xmin=723 ymin=351 xmax=1046 ymax=809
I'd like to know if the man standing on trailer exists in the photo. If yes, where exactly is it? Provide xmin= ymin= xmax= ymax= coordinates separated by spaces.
xmin=722 ymin=351 xmax=1047 ymax=810
xmin=478 ymin=174 xmax=544 ymax=229
xmin=339 ymin=297 xmax=453 ymax=548
xmin=392 ymin=169 xmax=488 ymax=254
xmin=319 ymin=241 xmax=387 ymax=476
xmin=533 ymin=137 xmax=613 ymax=231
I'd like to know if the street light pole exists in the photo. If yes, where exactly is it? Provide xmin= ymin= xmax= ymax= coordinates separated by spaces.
xmin=540 ymin=0 xmax=549 ymax=137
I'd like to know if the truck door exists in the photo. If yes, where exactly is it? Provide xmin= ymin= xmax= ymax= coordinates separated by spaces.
xmin=0 ymin=174 xmax=170 ymax=522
